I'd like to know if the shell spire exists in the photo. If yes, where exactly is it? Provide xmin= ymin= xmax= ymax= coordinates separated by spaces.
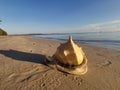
xmin=68 ymin=35 xmax=73 ymax=44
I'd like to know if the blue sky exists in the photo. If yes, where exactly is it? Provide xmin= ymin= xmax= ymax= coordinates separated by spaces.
xmin=0 ymin=0 xmax=120 ymax=34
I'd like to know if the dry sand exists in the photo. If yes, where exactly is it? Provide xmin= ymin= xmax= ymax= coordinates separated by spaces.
xmin=0 ymin=36 xmax=120 ymax=90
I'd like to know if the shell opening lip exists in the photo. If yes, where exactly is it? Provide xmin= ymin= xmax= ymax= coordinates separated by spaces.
xmin=45 ymin=55 xmax=88 ymax=75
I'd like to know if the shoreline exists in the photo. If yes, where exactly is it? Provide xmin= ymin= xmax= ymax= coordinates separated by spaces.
xmin=33 ymin=35 xmax=120 ymax=52
xmin=0 ymin=36 xmax=120 ymax=90
xmin=7 ymin=34 xmax=120 ymax=51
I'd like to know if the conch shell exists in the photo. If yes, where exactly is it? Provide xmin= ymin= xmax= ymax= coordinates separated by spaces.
xmin=54 ymin=36 xmax=85 ymax=66
xmin=45 ymin=36 xmax=88 ymax=75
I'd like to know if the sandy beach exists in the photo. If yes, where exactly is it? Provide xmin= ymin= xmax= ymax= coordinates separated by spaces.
xmin=0 ymin=36 xmax=120 ymax=90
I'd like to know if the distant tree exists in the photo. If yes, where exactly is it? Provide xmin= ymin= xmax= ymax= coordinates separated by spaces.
xmin=0 ymin=20 xmax=2 ymax=25
xmin=0 ymin=20 xmax=2 ymax=24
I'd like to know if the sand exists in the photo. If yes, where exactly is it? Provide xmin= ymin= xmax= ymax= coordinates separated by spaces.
xmin=0 ymin=36 xmax=120 ymax=90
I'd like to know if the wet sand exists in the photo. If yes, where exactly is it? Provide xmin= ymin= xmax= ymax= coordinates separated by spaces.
xmin=0 ymin=36 xmax=120 ymax=90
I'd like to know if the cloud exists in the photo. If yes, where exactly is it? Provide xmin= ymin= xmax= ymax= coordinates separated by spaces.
xmin=78 ymin=20 xmax=120 ymax=32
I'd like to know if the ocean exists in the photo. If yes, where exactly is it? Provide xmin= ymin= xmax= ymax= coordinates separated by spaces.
xmin=33 ymin=31 xmax=120 ymax=51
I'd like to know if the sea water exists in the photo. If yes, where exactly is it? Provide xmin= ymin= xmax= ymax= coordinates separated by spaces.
xmin=33 ymin=31 xmax=120 ymax=51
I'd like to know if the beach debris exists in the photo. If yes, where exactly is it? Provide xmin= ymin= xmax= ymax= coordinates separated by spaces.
xmin=45 ymin=36 xmax=88 ymax=75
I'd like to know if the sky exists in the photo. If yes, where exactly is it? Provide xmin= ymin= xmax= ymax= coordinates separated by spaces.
xmin=0 ymin=0 xmax=120 ymax=34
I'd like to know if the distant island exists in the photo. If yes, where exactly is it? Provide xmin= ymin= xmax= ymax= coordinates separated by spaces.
xmin=0 ymin=28 xmax=8 ymax=35
xmin=10 ymin=30 xmax=120 ymax=36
